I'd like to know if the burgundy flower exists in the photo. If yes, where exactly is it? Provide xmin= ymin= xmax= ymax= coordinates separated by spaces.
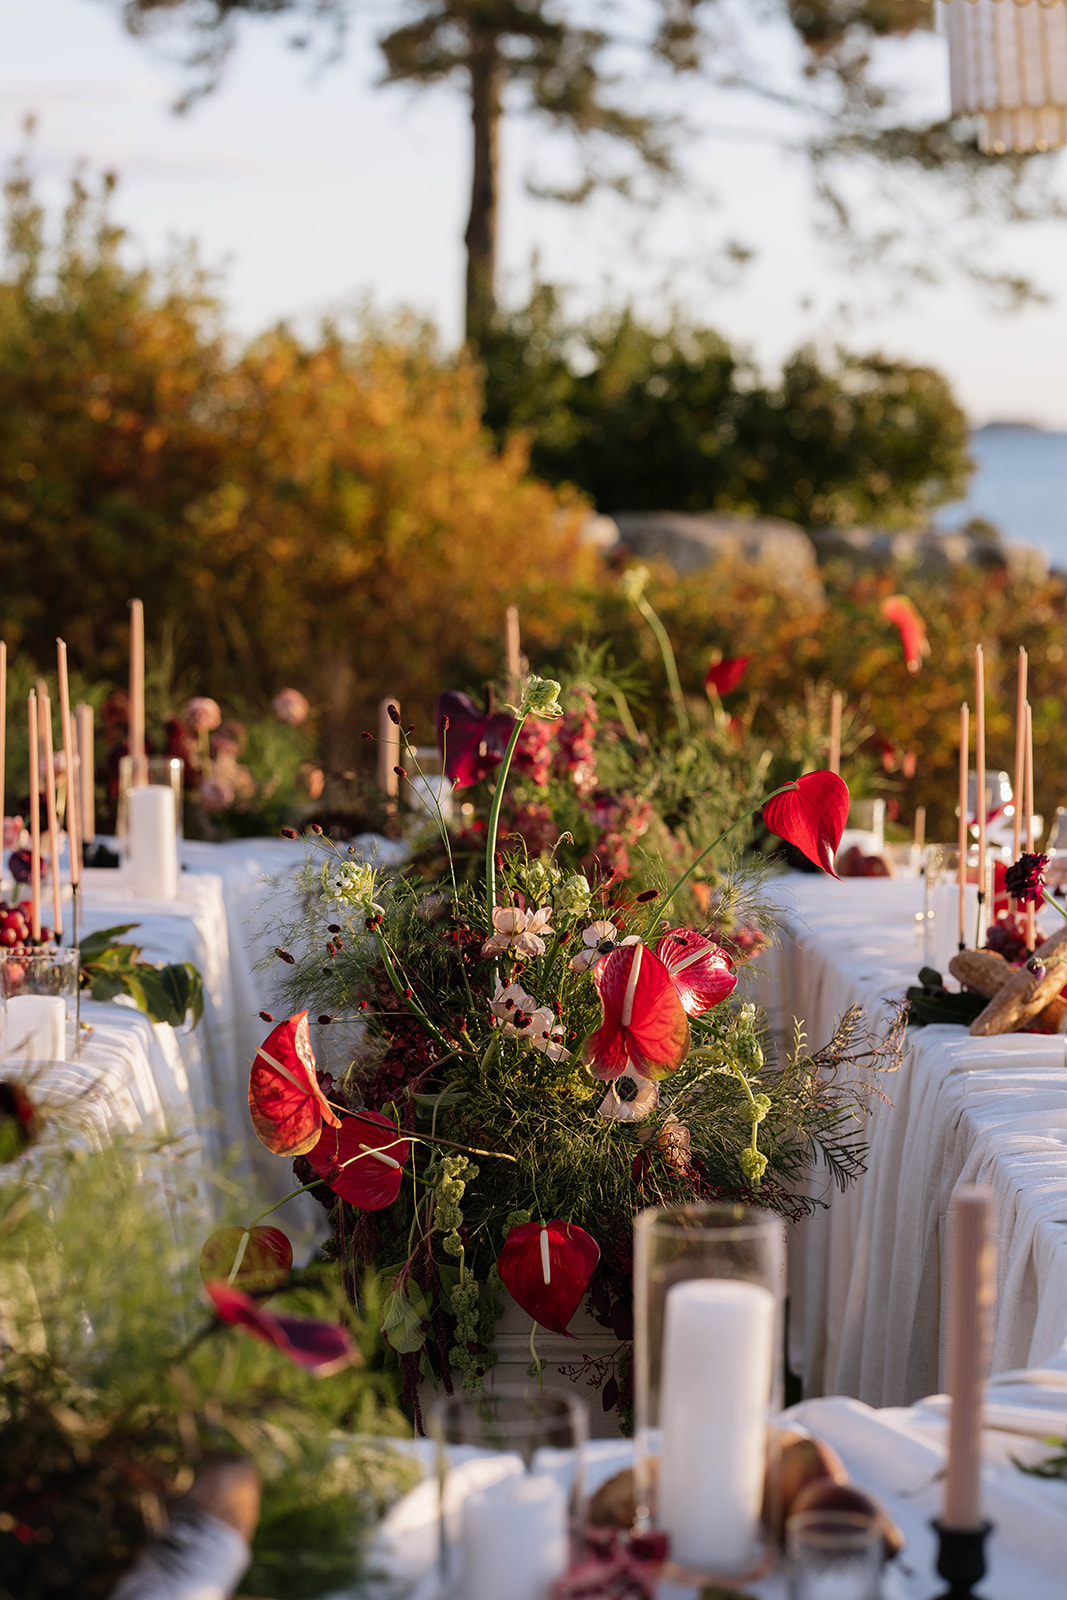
xmin=435 ymin=691 xmax=515 ymax=789
xmin=248 ymin=1012 xmax=341 ymax=1157
xmin=1004 ymin=852 xmax=1049 ymax=907
xmin=205 ymin=1280 xmax=357 ymax=1375
xmin=705 ymin=655 xmax=751 ymax=697
xmin=307 ymin=1110 xmax=411 ymax=1209
xmin=496 ymin=1219 xmax=601 ymax=1335
xmin=654 ymin=927 xmax=737 ymax=1014
xmin=586 ymin=943 xmax=690 ymax=1082
xmin=763 ymin=771 xmax=849 ymax=877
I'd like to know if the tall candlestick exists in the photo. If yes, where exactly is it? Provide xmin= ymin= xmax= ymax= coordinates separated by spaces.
xmin=974 ymin=647 xmax=986 ymax=940
xmin=958 ymin=703 xmax=969 ymax=952
xmin=1012 ymin=646 xmax=1028 ymax=868
xmin=378 ymin=698 xmax=400 ymax=800
xmin=129 ymin=597 xmax=145 ymax=782
xmin=828 ymin=690 xmax=843 ymax=776
xmin=56 ymin=640 xmax=80 ymax=888
xmin=505 ymin=604 xmax=522 ymax=705
xmin=1025 ymin=700 xmax=1036 ymax=952
xmin=658 ymin=1278 xmax=775 ymax=1573
xmin=0 ymin=639 xmax=6 ymax=837
xmin=943 ymin=1185 xmax=994 ymax=1530
xmin=913 ymin=805 xmax=926 ymax=851
xmin=28 ymin=691 xmax=41 ymax=942
xmin=76 ymin=702 xmax=96 ymax=841
xmin=38 ymin=689 xmax=63 ymax=941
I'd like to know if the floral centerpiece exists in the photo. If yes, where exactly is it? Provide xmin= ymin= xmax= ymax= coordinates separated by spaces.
xmin=249 ymin=674 xmax=901 ymax=1429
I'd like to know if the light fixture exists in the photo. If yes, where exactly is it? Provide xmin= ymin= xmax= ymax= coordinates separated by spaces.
xmin=940 ymin=0 xmax=1067 ymax=154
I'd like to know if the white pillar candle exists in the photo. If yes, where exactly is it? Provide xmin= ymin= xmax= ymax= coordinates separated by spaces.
xmin=129 ymin=784 xmax=178 ymax=900
xmin=3 ymin=994 xmax=66 ymax=1061
xmin=461 ymin=1473 xmax=568 ymax=1600
xmin=659 ymin=1278 xmax=775 ymax=1574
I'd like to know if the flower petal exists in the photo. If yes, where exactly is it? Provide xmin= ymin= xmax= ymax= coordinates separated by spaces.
xmin=704 ymin=655 xmax=751 ymax=697
xmin=248 ymin=1012 xmax=341 ymax=1157
xmin=307 ymin=1110 xmax=410 ymax=1210
xmin=199 ymin=1225 xmax=293 ymax=1293
xmin=587 ymin=944 xmax=690 ymax=1081
xmin=655 ymin=928 xmax=737 ymax=1015
xmin=763 ymin=771 xmax=850 ymax=877
xmin=496 ymin=1220 xmax=601 ymax=1335
xmin=205 ymin=1280 xmax=357 ymax=1375
xmin=435 ymin=691 xmax=515 ymax=788
xmin=880 ymin=595 xmax=927 ymax=674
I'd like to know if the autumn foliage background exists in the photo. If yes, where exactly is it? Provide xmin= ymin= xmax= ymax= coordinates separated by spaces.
xmin=2 ymin=162 xmax=1067 ymax=842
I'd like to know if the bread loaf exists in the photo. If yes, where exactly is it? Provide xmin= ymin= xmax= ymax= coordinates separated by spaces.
xmin=969 ymin=922 xmax=1067 ymax=1035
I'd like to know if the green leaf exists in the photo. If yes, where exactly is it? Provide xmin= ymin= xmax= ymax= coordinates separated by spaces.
xmin=381 ymin=1281 xmax=431 ymax=1354
xmin=412 ymin=1087 xmax=469 ymax=1109
xmin=77 ymin=924 xmax=143 ymax=962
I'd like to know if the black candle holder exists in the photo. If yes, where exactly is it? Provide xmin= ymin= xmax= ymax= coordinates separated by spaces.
xmin=930 ymin=1519 xmax=992 ymax=1599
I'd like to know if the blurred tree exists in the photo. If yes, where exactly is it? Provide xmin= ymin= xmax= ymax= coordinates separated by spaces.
xmin=107 ymin=0 xmax=1065 ymax=342
xmin=0 ymin=162 xmax=597 ymax=751
xmin=481 ymin=287 xmax=972 ymax=525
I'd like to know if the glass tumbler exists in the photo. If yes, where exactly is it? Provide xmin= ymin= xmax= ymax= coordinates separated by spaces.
xmin=0 ymin=945 xmax=80 ymax=1062
xmin=429 ymin=1384 xmax=588 ymax=1600
xmin=634 ymin=1203 xmax=785 ymax=1584
xmin=786 ymin=1508 xmax=884 ymax=1600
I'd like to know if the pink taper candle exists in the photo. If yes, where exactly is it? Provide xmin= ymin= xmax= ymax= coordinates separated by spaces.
xmin=28 ymin=690 xmax=41 ymax=942
xmin=943 ymin=1184 xmax=994 ymax=1529
xmin=958 ymin=703 xmax=969 ymax=951
xmin=129 ymin=598 xmax=145 ymax=782
xmin=0 ymin=639 xmax=6 ymax=836
xmin=1012 ymin=647 xmax=1028 ymax=869
xmin=505 ymin=605 xmax=522 ymax=706
xmin=38 ymin=688 xmax=63 ymax=941
xmin=76 ymin=703 xmax=95 ymax=841
xmin=56 ymin=640 xmax=81 ymax=888
xmin=828 ymin=690 xmax=843 ymax=776
xmin=974 ymin=648 xmax=986 ymax=938
xmin=1025 ymin=700 xmax=1036 ymax=952
xmin=378 ymin=699 xmax=400 ymax=799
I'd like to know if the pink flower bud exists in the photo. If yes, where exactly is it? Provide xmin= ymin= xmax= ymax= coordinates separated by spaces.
xmin=272 ymin=688 xmax=310 ymax=727
xmin=183 ymin=696 xmax=222 ymax=732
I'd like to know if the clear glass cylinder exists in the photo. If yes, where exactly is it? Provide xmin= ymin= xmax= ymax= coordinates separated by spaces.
xmin=0 ymin=945 xmax=79 ymax=1062
xmin=634 ymin=1202 xmax=785 ymax=1584
xmin=428 ymin=1385 xmax=588 ymax=1600
xmin=786 ymin=1508 xmax=884 ymax=1600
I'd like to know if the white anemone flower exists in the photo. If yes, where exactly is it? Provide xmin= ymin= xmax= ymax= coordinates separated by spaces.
xmin=490 ymin=980 xmax=567 ymax=1061
xmin=569 ymin=920 xmax=640 ymax=973
xmin=481 ymin=904 xmax=555 ymax=959
xmin=597 ymin=1067 xmax=660 ymax=1123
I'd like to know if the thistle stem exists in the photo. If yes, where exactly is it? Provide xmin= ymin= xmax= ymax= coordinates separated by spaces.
xmin=485 ymin=711 xmax=528 ymax=923
xmin=634 ymin=595 xmax=689 ymax=739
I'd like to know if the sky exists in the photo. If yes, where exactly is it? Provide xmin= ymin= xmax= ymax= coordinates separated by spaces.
xmin=3 ymin=0 xmax=1067 ymax=427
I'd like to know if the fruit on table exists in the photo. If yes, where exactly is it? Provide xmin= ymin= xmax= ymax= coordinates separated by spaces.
xmin=764 ymin=1433 xmax=848 ymax=1538
xmin=788 ymin=1476 xmax=905 ymax=1560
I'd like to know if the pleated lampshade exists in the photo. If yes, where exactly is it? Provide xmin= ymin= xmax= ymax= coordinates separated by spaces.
xmin=940 ymin=0 xmax=1067 ymax=153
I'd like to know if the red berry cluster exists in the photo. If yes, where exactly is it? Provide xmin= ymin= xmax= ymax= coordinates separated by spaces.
xmin=0 ymin=902 xmax=53 ymax=952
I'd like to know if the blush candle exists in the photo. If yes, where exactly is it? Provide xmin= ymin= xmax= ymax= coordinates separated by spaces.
xmin=974 ymin=646 xmax=986 ymax=942
xmin=38 ymin=687 xmax=63 ymax=941
xmin=76 ymin=703 xmax=95 ymax=842
xmin=958 ymin=702 xmax=969 ymax=952
xmin=943 ymin=1185 xmax=994 ymax=1530
xmin=28 ymin=690 xmax=41 ymax=942
xmin=828 ymin=690 xmax=843 ymax=776
xmin=129 ymin=597 xmax=145 ymax=782
xmin=56 ymin=639 xmax=80 ymax=888
xmin=378 ymin=698 xmax=400 ymax=799
xmin=658 ymin=1278 xmax=775 ymax=1574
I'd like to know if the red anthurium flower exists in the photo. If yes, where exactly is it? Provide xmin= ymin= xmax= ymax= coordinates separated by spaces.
xmin=655 ymin=928 xmax=737 ymax=1015
xmin=307 ymin=1110 xmax=410 ymax=1210
xmin=205 ymin=1280 xmax=358 ymax=1376
xmin=497 ymin=1219 xmax=601 ymax=1335
xmin=586 ymin=943 xmax=690 ymax=1082
xmin=435 ymin=690 xmax=516 ymax=789
xmin=705 ymin=655 xmax=751 ymax=697
xmin=199 ymin=1226 xmax=294 ymax=1293
xmin=248 ymin=1012 xmax=341 ymax=1158
xmin=879 ymin=594 xmax=927 ymax=674
xmin=763 ymin=771 xmax=849 ymax=878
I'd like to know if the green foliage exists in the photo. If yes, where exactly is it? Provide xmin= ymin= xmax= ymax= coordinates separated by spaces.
xmin=482 ymin=289 xmax=972 ymax=526
xmin=0 ymin=1140 xmax=410 ymax=1599
xmin=78 ymin=923 xmax=205 ymax=1027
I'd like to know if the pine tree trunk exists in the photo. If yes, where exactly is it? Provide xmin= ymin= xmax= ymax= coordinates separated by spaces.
xmin=464 ymin=30 xmax=502 ymax=348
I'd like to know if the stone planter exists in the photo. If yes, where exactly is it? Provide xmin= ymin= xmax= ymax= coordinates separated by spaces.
xmin=420 ymin=1292 xmax=627 ymax=1441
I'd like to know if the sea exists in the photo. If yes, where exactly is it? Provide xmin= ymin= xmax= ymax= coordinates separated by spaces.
xmin=936 ymin=423 xmax=1067 ymax=570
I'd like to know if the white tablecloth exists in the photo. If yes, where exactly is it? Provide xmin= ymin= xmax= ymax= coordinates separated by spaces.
xmin=758 ymin=873 xmax=1067 ymax=1408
